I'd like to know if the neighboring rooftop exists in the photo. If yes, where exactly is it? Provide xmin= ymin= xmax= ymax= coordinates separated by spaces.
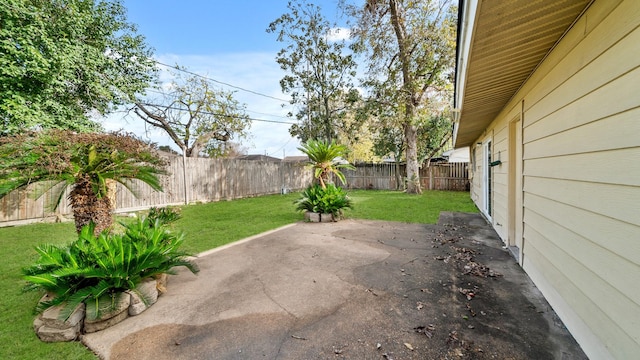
xmin=235 ymin=154 xmax=282 ymax=162
xmin=282 ymin=155 xmax=309 ymax=162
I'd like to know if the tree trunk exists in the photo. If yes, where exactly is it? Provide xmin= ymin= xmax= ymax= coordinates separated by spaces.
xmin=106 ymin=179 xmax=117 ymax=211
xmin=404 ymin=123 xmax=422 ymax=194
xmin=387 ymin=0 xmax=421 ymax=194
xmin=323 ymin=97 xmax=333 ymax=142
xmin=68 ymin=176 xmax=113 ymax=235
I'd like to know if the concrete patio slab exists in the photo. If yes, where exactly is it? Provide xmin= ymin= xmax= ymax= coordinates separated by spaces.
xmin=82 ymin=212 xmax=586 ymax=359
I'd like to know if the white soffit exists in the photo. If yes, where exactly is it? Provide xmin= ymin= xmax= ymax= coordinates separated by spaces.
xmin=454 ymin=0 xmax=592 ymax=147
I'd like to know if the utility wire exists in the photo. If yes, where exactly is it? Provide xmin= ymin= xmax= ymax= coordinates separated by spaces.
xmin=266 ymin=136 xmax=295 ymax=157
xmin=154 ymin=60 xmax=290 ymax=103
xmin=245 ymin=108 xmax=291 ymax=120
xmin=144 ymin=88 xmax=292 ymax=120
xmin=137 ymin=102 xmax=296 ymax=125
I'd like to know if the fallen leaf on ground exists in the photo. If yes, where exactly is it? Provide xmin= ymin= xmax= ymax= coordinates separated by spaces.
xmin=447 ymin=331 xmax=459 ymax=344
xmin=466 ymin=303 xmax=477 ymax=316
xmin=414 ymin=324 xmax=435 ymax=338
xmin=365 ymin=288 xmax=378 ymax=296
xmin=458 ymin=288 xmax=476 ymax=300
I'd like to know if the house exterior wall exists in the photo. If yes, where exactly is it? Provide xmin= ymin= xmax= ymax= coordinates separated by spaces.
xmin=445 ymin=147 xmax=471 ymax=163
xmin=467 ymin=1 xmax=640 ymax=358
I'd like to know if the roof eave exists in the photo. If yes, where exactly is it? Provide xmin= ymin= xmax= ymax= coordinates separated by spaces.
xmin=453 ymin=0 xmax=480 ymax=148
xmin=452 ymin=0 xmax=593 ymax=148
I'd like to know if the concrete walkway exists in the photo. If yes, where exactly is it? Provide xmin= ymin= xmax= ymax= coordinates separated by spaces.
xmin=82 ymin=213 xmax=586 ymax=359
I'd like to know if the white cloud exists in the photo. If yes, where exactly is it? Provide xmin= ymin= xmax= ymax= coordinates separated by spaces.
xmin=326 ymin=27 xmax=351 ymax=42
xmin=101 ymin=52 xmax=304 ymax=158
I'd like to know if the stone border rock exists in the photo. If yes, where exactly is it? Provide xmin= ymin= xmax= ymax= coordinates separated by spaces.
xmin=33 ymin=276 xmax=165 ymax=342
xmin=304 ymin=211 xmax=341 ymax=222
xmin=84 ymin=292 xmax=131 ymax=334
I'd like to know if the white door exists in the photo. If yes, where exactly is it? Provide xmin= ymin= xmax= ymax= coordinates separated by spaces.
xmin=483 ymin=140 xmax=492 ymax=220
xmin=508 ymin=119 xmax=524 ymax=262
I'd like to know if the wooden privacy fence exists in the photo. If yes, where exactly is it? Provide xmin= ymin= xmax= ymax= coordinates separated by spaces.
xmin=343 ymin=162 xmax=401 ymax=190
xmin=343 ymin=162 xmax=470 ymax=191
xmin=421 ymin=162 xmax=470 ymax=191
xmin=0 ymin=157 xmax=313 ymax=226
xmin=0 ymin=158 xmax=468 ymax=226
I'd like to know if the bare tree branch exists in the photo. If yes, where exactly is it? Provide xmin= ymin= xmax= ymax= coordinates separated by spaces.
xmin=134 ymin=103 xmax=184 ymax=149
xmin=132 ymin=73 xmax=250 ymax=157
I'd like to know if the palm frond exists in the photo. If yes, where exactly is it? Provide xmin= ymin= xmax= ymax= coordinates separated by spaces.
xmin=0 ymin=178 xmax=30 ymax=198
xmin=295 ymin=183 xmax=353 ymax=215
xmin=23 ymin=217 xmax=198 ymax=317
xmin=23 ymin=274 xmax=59 ymax=289
xmin=1 ymin=130 xmax=168 ymax=232
xmin=298 ymin=139 xmax=354 ymax=188
xmin=75 ymin=282 xmax=118 ymax=321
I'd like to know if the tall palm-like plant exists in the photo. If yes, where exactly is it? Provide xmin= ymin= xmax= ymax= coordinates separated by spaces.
xmin=0 ymin=130 xmax=167 ymax=234
xmin=298 ymin=139 xmax=355 ymax=189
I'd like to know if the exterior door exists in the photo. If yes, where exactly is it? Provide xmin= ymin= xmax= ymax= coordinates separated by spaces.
xmin=483 ymin=140 xmax=492 ymax=219
xmin=508 ymin=118 xmax=523 ymax=262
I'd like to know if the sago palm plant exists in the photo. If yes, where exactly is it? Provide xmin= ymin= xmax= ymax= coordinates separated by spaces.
xmin=295 ymin=183 xmax=353 ymax=217
xmin=23 ymin=217 xmax=199 ymax=320
xmin=298 ymin=139 xmax=355 ymax=189
xmin=0 ymin=130 xmax=167 ymax=234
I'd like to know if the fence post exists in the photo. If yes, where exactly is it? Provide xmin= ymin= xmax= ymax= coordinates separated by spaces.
xmin=182 ymin=149 xmax=189 ymax=205
xmin=429 ymin=166 xmax=434 ymax=190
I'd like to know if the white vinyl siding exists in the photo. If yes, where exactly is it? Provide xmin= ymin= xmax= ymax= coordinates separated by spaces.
xmin=467 ymin=0 xmax=640 ymax=358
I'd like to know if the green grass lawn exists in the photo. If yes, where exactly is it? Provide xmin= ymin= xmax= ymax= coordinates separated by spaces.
xmin=173 ymin=193 xmax=302 ymax=253
xmin=347 ymin=189 xmax=478 ymax=223
xmin=0 ymin=190 xmax=476 ymax=360
xmin=0 ymin=222 xmax=95 ymax=360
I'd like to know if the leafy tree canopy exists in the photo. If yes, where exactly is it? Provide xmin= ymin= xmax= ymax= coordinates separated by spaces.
xmin=0 ymin=0 xmax=156 ymax=135
xmin=344 ymin=0 xmax=457 ymax=193
xmin=205 ymin=141 xmax=248 ymax=158
xmin=268 ymin=0 xmax=359 ymax=143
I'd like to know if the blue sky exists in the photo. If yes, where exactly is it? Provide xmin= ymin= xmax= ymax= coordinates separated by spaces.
xmin=103 ymin=0 xmax=347 ymax=158
xmin=124 ymin=1 xmax=344 ymax=54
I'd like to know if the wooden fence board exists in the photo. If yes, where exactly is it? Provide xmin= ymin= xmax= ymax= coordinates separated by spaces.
xmin=0 ymin=157 xmax=313 ymax=225
xmin=344 ymin=162 xmax=469 ymax=191
xmin=0 ymin=159 xmax=468 ymax=226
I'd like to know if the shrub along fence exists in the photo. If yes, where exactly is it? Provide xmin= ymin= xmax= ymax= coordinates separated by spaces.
xmin=0 ymin=156 xmax=313 ymax=226
xmin=0 ymin=158 xmax=469 ymax=226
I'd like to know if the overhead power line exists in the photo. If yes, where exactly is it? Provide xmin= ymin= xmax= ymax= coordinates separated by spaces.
xmin=245 ymin=108 xmax=291 ymax=120
xmin=137 ymin=102 xmax=296 ymax=126
xmin=144 ymin=88 xmax=292 ymax=120
xmin=154 ymin=60 xmax=290 ymax=103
